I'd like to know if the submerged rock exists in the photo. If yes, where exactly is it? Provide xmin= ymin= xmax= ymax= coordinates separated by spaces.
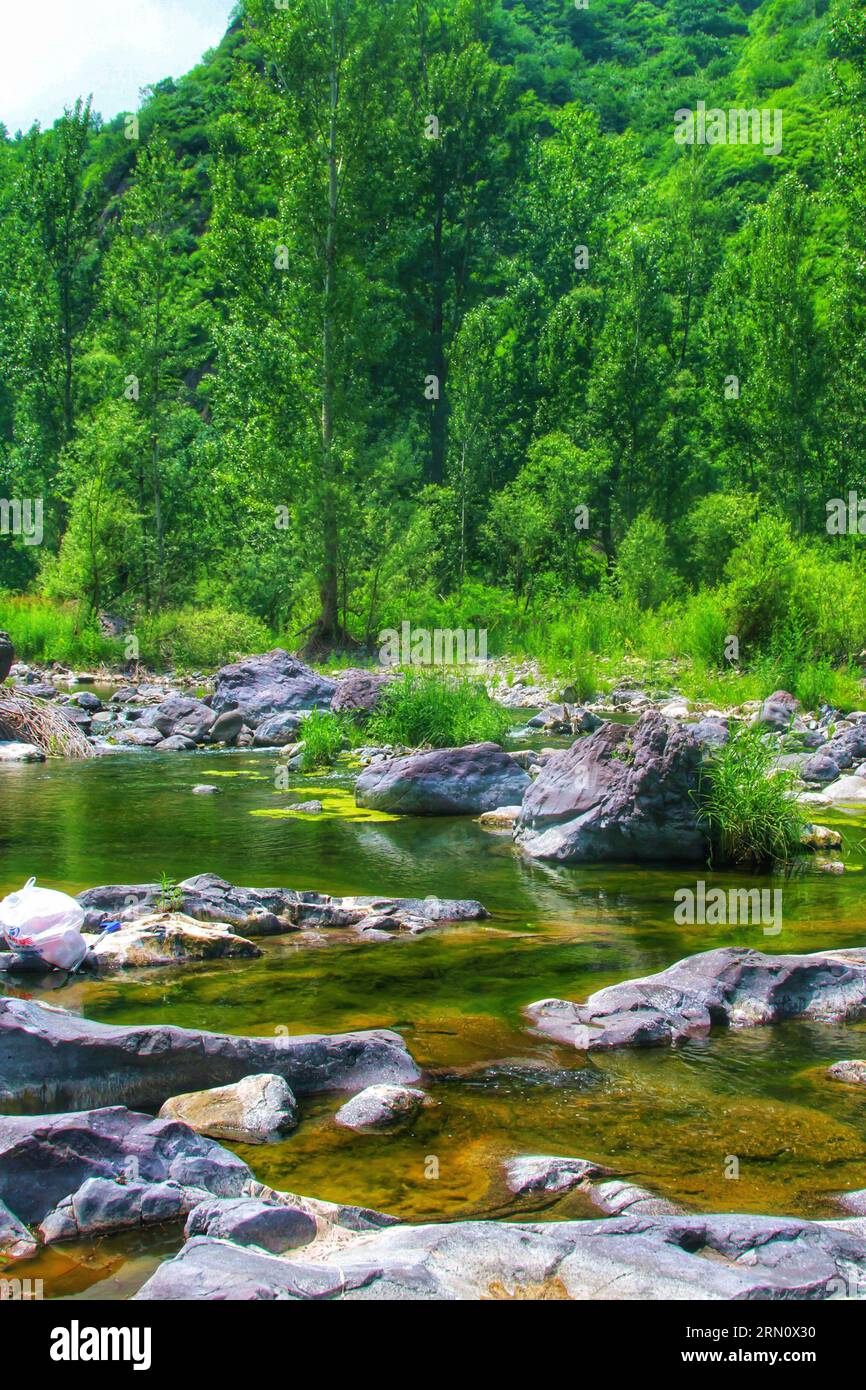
xmin=334 ymin=1084 xmax=432 ymax=1132
xmin=503 ymin=1155 xmax=607 ymax=1197
xmin=514 ymin=712 xmax=707 ymax=864
xmin=828 ymin=1060 xmax=866 ymax=1086
xmin=159 ymin=1074 xmax=298 ymax=1144
xmin=135 ymin=1209 xmax=866 ymax=1301
xmin=586 ymin=1179 xmax=684 ymax=1217
xmin=211 ymin=650 xmax=335 ymax=728
xmin=824 ymin=775 xmax=866 ymax=804
xmin=0 ymin=995 xmax=421 ymax=1112
xmin=355 ymin=743 xmax=530 ymax=815
xmin=526 ymin=944 xmax=866 ymax=1052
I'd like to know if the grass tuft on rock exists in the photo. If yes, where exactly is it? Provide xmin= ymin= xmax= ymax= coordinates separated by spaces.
xmin=298 ymin=711 xmax=353 ymax=771
xmin=698 ymin=724 xmax=805 ymax=870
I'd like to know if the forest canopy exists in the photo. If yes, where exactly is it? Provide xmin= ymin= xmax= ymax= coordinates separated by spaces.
xmin=1 ymin=0 xmax=865 ymax=677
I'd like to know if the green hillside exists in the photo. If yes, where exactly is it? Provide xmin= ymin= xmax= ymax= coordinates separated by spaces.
xmin=1 ymin=0 xmax=864 ymax=690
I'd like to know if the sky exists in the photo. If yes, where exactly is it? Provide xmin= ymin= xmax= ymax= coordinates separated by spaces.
xmin=0 ymin=0 xmax=238 ymax=134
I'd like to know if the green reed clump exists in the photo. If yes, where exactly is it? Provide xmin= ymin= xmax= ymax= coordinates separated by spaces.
xmin=698 ymin=723 xmax=805 ymax=869
xmin=297 ymin=711 xmax=353 ymax=771
xmin=368 ymin=671 xmax=511 ymax=749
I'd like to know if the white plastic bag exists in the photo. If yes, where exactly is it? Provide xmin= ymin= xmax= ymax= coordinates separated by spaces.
xmin=0 ymin=878 xmax=88 ymax=971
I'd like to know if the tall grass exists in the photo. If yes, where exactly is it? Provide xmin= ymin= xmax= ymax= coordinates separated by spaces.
xmin=698 ymin=724 xmax=805 ymax=869
xmin=298 ymin=711 xmax=353 ymax=771
xmin=367 ymin=671 xmax=512 ymax=748
xmin=0 ymin=594 xmax=121 ymax=667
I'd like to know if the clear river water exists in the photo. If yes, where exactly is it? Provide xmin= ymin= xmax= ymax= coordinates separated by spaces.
xmin=2 ymin=726 xmax=866 ymax=1298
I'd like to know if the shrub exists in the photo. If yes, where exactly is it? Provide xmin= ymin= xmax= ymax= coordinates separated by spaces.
xmin=680 ymin=491 xmax=759 ymax=588
xmin=698 ymin=723 xmax=805 ymax=868
xmin=723 ymin=516 xmax=799 ymax=649
xmin=615 ymin=513 xmax=679 ymax=610
xmin=136 ymin=607 xmax=273 ymax=670
xmin=367 ymin=671 xmax=512 ymax=748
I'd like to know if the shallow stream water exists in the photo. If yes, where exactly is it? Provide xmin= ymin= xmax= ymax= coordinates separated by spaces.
xmin=2 ymin=734 xmax=866 ymax=1298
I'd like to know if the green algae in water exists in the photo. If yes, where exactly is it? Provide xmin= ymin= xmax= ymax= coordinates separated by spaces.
xmin=254 ymin=785 xmax=401 ymax=821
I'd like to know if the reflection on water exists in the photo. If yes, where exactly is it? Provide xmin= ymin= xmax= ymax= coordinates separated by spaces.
xmin=2 ymin=748 xmax=866 ymax=1297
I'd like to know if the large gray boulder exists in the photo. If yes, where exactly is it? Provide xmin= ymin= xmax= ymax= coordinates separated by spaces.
xmin=211 ymin=650 xmax=335 ymax=728
xmin=38 ymin=1176 xmax=212 ymax=1244
xmin=0 ymin=995 xmax=420 ymax=1112
xmin=355 ymin=743 xmax=530 ymax=816
xmin=0 ymin=1107 xmax=251 ymax=1225
xmin=514 ymin=712 xmax=707 ymax=863
xmin=331 ymin=670 xmax=391 ymax=717
xmin=185 ymin=1197 xmax=317 ymax=1254
xmin=143 ymin=694 xmax=215 ymax=743
xmin=526 ymin=944 xmax=866 ymax=1052
xmin=159 ymin=1074 xmax=298 ymax=1144
xmin=135 ymin=1210 xmax=866 ymax=1301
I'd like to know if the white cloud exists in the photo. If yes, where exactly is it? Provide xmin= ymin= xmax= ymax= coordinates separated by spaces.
xmin=0 ymin=0 xmax=238 ymax=134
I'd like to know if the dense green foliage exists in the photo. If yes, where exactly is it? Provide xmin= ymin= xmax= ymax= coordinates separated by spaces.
xmin=698 ymin=724 xmax=806 ymax=867
xmin=1 ymin=0 xmax=865 ymax=680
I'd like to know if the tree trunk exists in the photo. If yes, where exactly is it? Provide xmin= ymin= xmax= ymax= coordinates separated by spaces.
xmin=318 ymin=22 xmax=341 ymax=642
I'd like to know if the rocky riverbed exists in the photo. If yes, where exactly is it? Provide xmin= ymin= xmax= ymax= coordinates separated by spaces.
xmin=5 ymin=651 xmax=866 ymax=1300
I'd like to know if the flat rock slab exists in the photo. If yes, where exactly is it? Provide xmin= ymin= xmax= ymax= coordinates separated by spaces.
xmin=355 ymin=742 xmax=530 ymax=816
xmin=88 ymin=913 xmax=261 ymax=970
xmin=526 ymin=944 xmax=866 ymax=1052
xmin=76 ymin=873 xmax=488 ymax=939
xmin=0 ymin=995 xmax=420 ymax=1112
xmin=135 ymin=1211 xmax=866 ymax=1301
xmin=0 ymin=1107 xmax=251 ymax=1225
xmin=0 ymin=742 xmax=46 ymax=763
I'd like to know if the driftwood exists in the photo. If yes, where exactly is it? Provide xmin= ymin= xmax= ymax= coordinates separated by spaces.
xmin=0 ymin=690 xmax=91 ymax=759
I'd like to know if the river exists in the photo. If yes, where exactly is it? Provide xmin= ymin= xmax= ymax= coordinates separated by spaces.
xmin=2 ymin=735 xmax=866 ymax=1298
